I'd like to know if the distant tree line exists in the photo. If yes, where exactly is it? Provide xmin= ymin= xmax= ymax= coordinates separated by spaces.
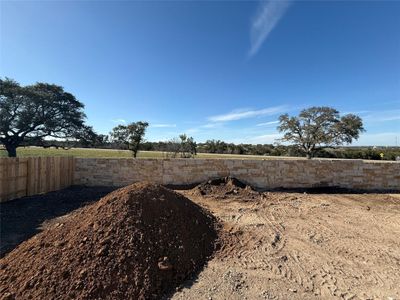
xmin=140 ymin=141 xmax=399 ymax=161
xmin=3 ymin=78 xmax=398 ymax=160
xmin=13 ymin=137 xmax=400 ymax=161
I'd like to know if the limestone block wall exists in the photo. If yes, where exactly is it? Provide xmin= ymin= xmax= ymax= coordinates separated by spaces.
xmin=73 ymin=158 xmax=400 ymax=190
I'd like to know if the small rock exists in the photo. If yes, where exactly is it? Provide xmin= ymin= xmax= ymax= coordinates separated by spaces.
xmin=100 ymin=238 xmax=111 ymax=245
xmin=158 ymin=257 xmax=173 ymax=271
xmin=122 ymin=275 xmax=129 ymax=284
xmin=96 ymin=246 xmax=108 ymax=257
xmin=53 ymin=241 xmax=66 ymax=248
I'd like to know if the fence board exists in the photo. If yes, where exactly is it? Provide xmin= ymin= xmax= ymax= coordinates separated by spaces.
xmin=0 ymin=157 xmax=74 ymax=202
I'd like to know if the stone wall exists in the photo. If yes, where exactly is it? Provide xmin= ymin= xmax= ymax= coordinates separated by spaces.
xmin=73 ymin=158 xmax=400 ymax=190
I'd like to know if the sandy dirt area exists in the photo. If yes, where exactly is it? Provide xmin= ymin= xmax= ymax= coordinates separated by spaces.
xmin=2 ymin=182 xmax=399 ymax=300
xmin=172 ymin=186 xmax=400 ymax=300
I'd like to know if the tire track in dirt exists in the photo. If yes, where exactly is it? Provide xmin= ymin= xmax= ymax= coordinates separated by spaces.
xmin=172 ymin=185 xmax=400 ymax=300
xmin=255 ymin=196 xmax=317 ymax=294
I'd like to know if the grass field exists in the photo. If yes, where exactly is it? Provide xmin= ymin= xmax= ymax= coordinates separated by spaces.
xmin=1 ymin=147 xmax=395 ymax=162
xmin=0 ymin=146 xmax=287 ymax=160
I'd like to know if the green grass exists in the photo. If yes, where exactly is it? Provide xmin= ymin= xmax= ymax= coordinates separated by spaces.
xmin=0 ymin=147 xmax=148 ymax=158
xmin=1 ymin=147 xmax=394 ymax=162
xmin=0 ymin=146 xmax=294 ymax=160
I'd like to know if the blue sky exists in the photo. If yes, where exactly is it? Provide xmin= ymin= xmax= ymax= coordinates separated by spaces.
xmin=1 ymin=0 xmax=399 ymax=146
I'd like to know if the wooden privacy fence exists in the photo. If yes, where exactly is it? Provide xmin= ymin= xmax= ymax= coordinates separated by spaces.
xmin=0 ymin=157 xmax=74 ymax=202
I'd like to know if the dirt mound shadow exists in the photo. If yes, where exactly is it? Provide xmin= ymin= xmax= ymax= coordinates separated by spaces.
xmin=0 ymin=186 xmax=116 ymax=258
xmin=0 ymin=183 xmax=218 ymax=300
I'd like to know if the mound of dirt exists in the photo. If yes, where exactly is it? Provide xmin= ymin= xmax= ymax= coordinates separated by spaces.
xmin=0 ymin=183 xmax=218 ymax=300
xmin=195 ymin=177 xmax=259 ymax=200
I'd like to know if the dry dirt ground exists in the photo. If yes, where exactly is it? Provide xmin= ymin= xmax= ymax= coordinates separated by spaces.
xmin=172 ymin=186 xmax=400 ymax=300
xmin=2 ymin=183 xmax=399 ymax=300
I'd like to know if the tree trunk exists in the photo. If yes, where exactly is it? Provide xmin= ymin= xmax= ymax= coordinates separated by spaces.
xmin=306 ymin=152 xmax=312 ymax=159
xmin=5 ymin=144 xmax=17 ymax=157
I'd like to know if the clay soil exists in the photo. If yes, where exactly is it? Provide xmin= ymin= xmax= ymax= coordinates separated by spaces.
xmin=172 ymin=179 xmax=400 ymax=300
xmin=0 ymin=183 xmax=218 ymax=300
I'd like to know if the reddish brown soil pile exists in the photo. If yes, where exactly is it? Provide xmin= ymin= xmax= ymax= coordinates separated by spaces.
xmin=0 ymin=183 xmax=218 ymax=300
xmin=194 ymin=177 xmax=259 ymax=200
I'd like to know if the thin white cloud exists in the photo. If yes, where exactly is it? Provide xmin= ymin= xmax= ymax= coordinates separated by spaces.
xmin=257 ymin=120 xmax=279 ymax=126
xmin=249 ymin=0 xmax=291 ymax=57
xmin=202 ymin=123 xmax=223 ymax=129
xmin=185 ymin=122 xmax=224 ymax=134
xmin=208 ymin=106 xmax=287 ymax=122
xmin=151 ymin=124 xmax=177 ymax=128
xmin=111 ymin=119 xmax=126 ymax=124
xmin=363 ymin=109 xmax=400 ymax=123
xmin=342 ymin=110 xmax=371 ymax=115
xmin=228 ymin=133 xmax=282 ymax=144
xmin=360 ymin=109 xmax=400 ymax=129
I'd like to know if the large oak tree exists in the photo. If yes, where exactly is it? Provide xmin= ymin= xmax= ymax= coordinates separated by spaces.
xmin=0 ymin=78 xmax=88 ymax=157
xmin=277 ymin=106 xmax=364 ymax=159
